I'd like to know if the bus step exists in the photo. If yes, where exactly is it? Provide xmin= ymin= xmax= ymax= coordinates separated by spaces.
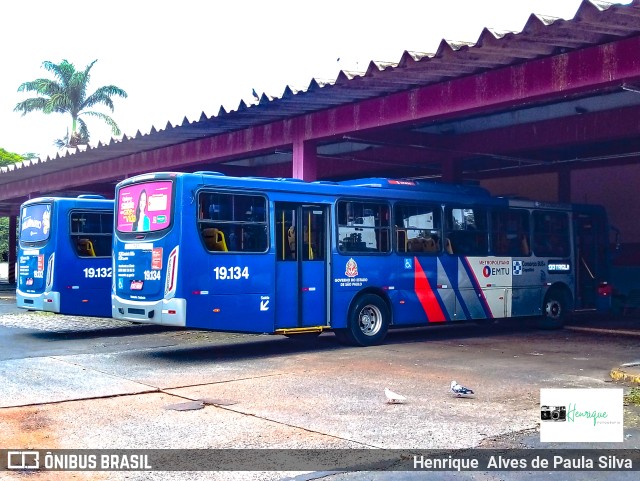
xmin=274 ymin=326 xmax=324 ymax=336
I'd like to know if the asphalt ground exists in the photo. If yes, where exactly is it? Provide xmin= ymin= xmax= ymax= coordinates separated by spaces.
xmin=0 ymin=288 xmax=638 ymax=481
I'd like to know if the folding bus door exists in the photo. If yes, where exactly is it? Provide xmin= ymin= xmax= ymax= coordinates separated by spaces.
xmin=274 ymin=203 xmax=329 ymax=328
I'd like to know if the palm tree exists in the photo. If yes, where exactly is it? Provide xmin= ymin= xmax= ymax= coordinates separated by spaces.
xmin=14 ymin=59 xmax=128 ymax=149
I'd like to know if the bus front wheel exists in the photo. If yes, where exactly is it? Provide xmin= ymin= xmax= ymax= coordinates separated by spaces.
xmin=338 ymin=294 xmax=390 ymax=346
xmin=539 ymin=289 xmax=568 ymax=330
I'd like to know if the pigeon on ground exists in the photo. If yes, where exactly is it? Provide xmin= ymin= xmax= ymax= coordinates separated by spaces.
xmin=450 ymin=380 xmax=474 ymax=397
xmin=384 ymin=387 xmax=407 ymax=404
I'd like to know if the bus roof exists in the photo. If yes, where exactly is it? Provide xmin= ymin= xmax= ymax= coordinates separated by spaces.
xmin=116 ymin=172 xmax=597 ymax=212
xmin=21 ymin=196 xmax=114 ymax=209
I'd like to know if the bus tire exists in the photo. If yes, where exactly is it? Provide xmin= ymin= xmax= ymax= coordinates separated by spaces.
xmin=344 ymin=294 xmax=390 ymax=346
xmin=539 ymin=289 xmax=568 ymax=330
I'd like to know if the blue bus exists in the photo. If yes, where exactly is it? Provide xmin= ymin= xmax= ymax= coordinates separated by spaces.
xmin=111 ymin=172 xmax=611 ymax=346
xmin=17 ymin=195 xmax=114 ymax=317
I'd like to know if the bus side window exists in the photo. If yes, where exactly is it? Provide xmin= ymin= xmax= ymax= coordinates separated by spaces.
xmin=446 ymin=207 xmax=488 ymax=256
xmin=491 ymin=209 xmax=530 ymax=257
xmin=198 ymin=192 xmax=268 ymax=254
xmin=394 ymin=203 xmax=441 ymax=255
xmin=338 ymin=201 xmax=390 ymax=254
xmin=71 ymin=211 xmax=113 ymax=258
xmin=532 ymin=211 xmax=569 ymax=257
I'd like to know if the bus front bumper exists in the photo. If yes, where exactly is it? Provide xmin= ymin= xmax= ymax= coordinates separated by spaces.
xmin=111 ymin=294 xmax=187 ymax=327
xmin=16 ymin=289 xmax=60 ymax=313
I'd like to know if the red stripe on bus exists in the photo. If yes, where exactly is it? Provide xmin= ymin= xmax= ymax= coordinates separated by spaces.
xmin=414 ymin=257 xmax=446 ymax=323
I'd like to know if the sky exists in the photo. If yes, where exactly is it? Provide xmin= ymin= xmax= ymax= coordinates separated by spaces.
xmin=0 ymin=0 xmax=630 ymax=160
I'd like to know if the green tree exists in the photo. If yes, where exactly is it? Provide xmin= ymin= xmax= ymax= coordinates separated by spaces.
xmin=0 ymin=218 xmax=9 ymax=262
xmin=0 ymin=147 xmax=25 ymax=166
xmin=14 ymin=59 xmax=127 ymax=149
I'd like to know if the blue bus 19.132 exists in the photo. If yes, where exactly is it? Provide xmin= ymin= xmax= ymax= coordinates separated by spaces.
xmin=110 ymin=172 xmax=611 ymax=346
xmin=17 ymin=195 xmax=114 ymax=317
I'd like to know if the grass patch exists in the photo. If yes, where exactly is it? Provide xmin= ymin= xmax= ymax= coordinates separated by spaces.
xmin=624 ymin=387 xmax=640 ymax=406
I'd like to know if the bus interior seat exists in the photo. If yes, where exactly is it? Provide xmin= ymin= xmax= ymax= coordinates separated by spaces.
xmin=203 ymin=228 xmax=228 ymax=251
xmin=424 ymin=237 xmax=438 ymax=252
xmin=408 ymin=237 xmax=438 ymax=253
xmin=445 ymin=238 xmax=454 ymax=255
xmin=287 ymin=226 xmax=296 ymax=256
xmin=288 ymin=226 xmax=315 ymax=259
xmin=77 ymin=238 xmax=96 ymax=257
xmin=407 ymin=237 xmax=423 ymax=252
xmin=520 ymin=234 xmax=530 ymax=256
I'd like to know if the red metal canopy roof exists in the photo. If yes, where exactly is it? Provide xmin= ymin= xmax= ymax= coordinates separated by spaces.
xmin=1 ymin=0 xmax=640 ymax=213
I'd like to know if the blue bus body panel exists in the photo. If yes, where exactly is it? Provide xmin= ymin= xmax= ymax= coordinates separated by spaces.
xmin=111 ymin=172 xmax=610 ymax=337
xmin=17 ymin=197 xmax=114 ymax=317
xmin=55 ymin=254 xmax=113 ymax=317
xmin=179 ymin=251 xmax=276 ymax=333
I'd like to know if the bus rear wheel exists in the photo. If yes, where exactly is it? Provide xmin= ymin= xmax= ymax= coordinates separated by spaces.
xmin=338 ymin=294 xmax=390 ymax=346
xmin=539 ymin=289 xmax=568 ymax=330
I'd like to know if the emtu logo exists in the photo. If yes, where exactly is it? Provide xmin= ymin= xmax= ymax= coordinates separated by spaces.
xmin=482 ymin=266 xmax=491 ymax=278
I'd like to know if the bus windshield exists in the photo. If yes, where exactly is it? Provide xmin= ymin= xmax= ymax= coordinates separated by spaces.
xmin=20 ymin=203 xmax=52 ymax=243
xmin=116 ymin=180 xmax=173 ymax=233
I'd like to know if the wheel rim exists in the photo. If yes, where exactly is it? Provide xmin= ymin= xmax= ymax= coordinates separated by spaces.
xmin=357 ymin=304 xmax=383 ymax=337
xmin=545 ymin=299 xmax=562 ymax=320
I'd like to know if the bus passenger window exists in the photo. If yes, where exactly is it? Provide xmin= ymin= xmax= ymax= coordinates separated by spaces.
xmin=198 ymin=192 xmax=268 ymax=254
xmin=338 ymin=201 xmax=390 ymax=254
xmin=445 ymin=207 xmax=488 ymax=256
xmin=70 ymin=211 xmax=113 ymax=258
xmin=490 ymin=209 xmax=530 ymax=257
xmin=532 ymin=211 xmax=569 ymax=257
xmin=394 ymin=203 xmax=441 ymax=255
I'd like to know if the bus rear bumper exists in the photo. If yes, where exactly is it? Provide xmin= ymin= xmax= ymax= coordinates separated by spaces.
xmin=16 ymin=289 xmax=60 ymax=313
xmin=111 ymin=295 xmax=187 ymax=327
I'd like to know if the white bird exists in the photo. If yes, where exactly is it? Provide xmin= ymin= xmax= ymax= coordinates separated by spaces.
xmin=450 ymin=380 xmax=474 ymax=397
xmin=384 ymin=387 xmax=407 ymax=404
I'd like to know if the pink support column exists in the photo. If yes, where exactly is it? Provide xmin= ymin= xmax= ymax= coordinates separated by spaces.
xmin=292 ymin=139 xmax=318 ymax=181
xmin=8 ymin=215 xmax=17 ymax=284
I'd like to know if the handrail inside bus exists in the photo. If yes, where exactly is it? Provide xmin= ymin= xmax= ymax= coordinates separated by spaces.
xmin=581 ymin=256 xmax=596 ymax=280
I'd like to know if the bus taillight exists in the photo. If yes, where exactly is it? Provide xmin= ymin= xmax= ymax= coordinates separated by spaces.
xmin=164 ymin=246 xmax=179 ymax=298
xmin=597 ymin=282 xmax=613 ymax=297
xmin=45 ymin=253 xmax=55 ymax=291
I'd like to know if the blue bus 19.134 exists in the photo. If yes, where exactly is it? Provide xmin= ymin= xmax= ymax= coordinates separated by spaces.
xmin=17 ymin=195 xmax=114 ymax=317
xmin=111 ymin=172 xmax=611 ymax=346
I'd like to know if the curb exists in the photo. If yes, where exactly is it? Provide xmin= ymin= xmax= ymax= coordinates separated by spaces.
xmin=610 ymin=367 xmax=640 ymax=385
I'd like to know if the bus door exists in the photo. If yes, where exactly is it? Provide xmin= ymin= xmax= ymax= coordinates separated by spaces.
xmin=275 ymin=203 xmax=328 ymax=328
xmin=574 ymin=211 xmax=607 ymax=309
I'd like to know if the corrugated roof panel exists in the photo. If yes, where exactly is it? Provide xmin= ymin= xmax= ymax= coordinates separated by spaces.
xmin=2 ymin=0 xmax=640 ymax=184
